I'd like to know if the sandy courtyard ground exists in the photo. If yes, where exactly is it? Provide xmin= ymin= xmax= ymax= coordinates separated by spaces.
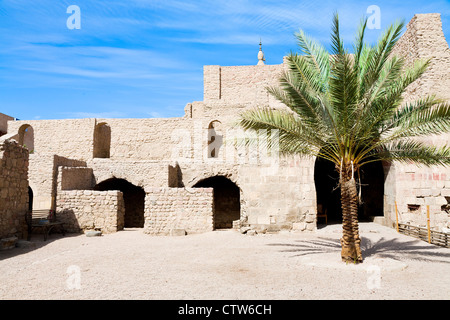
xmin=0 ymin=222 xmax=449 ymax=300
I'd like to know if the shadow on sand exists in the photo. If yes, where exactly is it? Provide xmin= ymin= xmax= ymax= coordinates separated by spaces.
xmin=267 ymin=236 xmax=450 ymax=264
xmin=0 ymin=233 xmax=80 ymax=261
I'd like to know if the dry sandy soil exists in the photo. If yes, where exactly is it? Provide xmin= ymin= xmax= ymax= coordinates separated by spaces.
xmin=0 ymin=222 xmax=449 ymax=300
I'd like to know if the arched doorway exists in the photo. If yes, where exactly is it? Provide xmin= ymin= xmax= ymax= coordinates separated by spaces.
xmin=359 ymin=161 xmax=385 ymax=221
xmin=314 ymin=158 xmax=384 ymax=224
xmin=314 ymin=158 xmax=341 ymax=223
xmin=28 ymin=187 xmax=33 ymax=211
xmin=94 ymin=178 xmax=145 ymax=228
xmin=193 ymin=176 xmax=240 ymax=229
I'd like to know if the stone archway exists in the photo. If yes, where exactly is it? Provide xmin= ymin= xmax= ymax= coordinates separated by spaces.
xmin=94 ymin=178 xmax=145 ymax=228
xmin=193 ymin=176 xmax=240 ymax=229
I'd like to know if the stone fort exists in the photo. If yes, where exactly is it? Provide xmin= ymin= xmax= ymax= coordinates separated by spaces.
xmin=1 ymin=13 xmax=450 ymax=241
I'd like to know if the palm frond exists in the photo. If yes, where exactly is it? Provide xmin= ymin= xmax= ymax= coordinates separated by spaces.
xmin=361 ymin=20 xmax=405 ymax=95
xmin=238 ymin=12 xmax=449 ymax=173
xmin=365 ymin=140 xmax=450 ymax=167
xmin=295 ymin=29 xmax=331 ymax=91
xmin=383 ymin=97 xmax=450 ymax=138
xmin=238 ymin=108 xmax=340 ymax=162
xmin=353 ymin=58 xmax=431 ymax=149
xmin=268 ymin=68 xmax=321 ymax=125
xmin=330 ymin=12 xmax=344 ymax=56
xmin=352 ymin=17 xmax=368 ymax=69
xmin=350 ymin=55 xmax=405 ymax=152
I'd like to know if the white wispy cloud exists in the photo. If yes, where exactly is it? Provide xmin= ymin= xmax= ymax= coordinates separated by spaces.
xmin=1 ymin=0 xmax=449 ymax=121
xmin=2 ymin=44 xmax=195 ymax=83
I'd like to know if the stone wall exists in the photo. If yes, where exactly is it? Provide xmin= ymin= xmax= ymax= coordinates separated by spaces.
xmin=144 ymin=187 xmax=214 ymax=235
xmin=178 ymin=155 xmax=317 ymax=232
xmin=8 ymin=117 xmax=200 ymax=162
xmin=3 ymin=13 xmax=449 ymax=235
xmin=203 ymin=64 xmax=286 ymax=107
xmin=0 ymin=113 xmax=14 ymax=136
xmin=88 ymin=159 xmax=169 ymax=189
xmin=58 ymin=166 xmax=94 ymax=191
xmin=384 ymin=163 xmax=450 ymax=230
xmin=26 ymin=154 xmax=87 ymax=211
xmin=7 ymin=119 xmax=95 ymax=161
xmin=385 ymin=13 xmax=450 ymax=231
xmin=0 ymin=140 xmax=28 ymax=239
xmin=56 ymin=190 xmax=125 ymax=234
xmin=391 ymin=13 xmax=450 ymax=103
xmin=92 ymin=117 xmax=197 ymax=161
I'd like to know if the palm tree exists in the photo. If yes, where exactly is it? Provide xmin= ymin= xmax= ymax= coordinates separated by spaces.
xmin=238 ymin=13 xmax=450 ymax=263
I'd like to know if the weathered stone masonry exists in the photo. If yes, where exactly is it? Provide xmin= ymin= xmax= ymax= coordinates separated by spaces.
xmin=0 ymin=140 xmax=28 ymax=239
xmin=1 ymin=13 xmax=450 ymax=239
xmin=144 ymin=187 xmax=214 ymax=235
xmin=56 ymin=190 xmax=125 ymax=234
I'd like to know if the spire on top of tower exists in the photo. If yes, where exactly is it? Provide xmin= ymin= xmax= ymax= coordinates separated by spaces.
xmin=257 ymin=39 xmax=265 ymax=65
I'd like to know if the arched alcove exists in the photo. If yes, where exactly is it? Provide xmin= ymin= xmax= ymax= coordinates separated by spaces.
xmin=93 ymin=123 xmax=111 ymax=158
xmin=18 ymin=124 xmax=34 ymax=153
xmin=193 ymin=176 xmax=240 ymax=229
xmin=94 ymin=178 xmax=145 ymax=228
xmin=207 ymin=120 xmax=223 ymax=158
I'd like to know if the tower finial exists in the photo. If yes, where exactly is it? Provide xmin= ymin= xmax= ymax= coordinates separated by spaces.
xmin=257 ymin=39 xmax=265 ymax=65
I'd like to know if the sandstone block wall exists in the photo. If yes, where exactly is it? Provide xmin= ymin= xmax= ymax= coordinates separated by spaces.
xmin=8 ymin=117 xmax=200 ymax=163
xmin=26 ymin=154 xmax=87 ymax=211
xmin=384 ymin=163 xmax=450 ymax=230
xmin=390 ymin=13 xmax=450 ymax=149
xmin=385 ymin=13 xmax=450 ymax=231
xmin=3 ymin=13 xmax=449 ymax=235
xmin=0 ymin=140 xmax=28 ymax=239
xmin=203 ymin=64 xmax=285 ymax=106
xmin=0 ymin=113 xmax=14 ymax=136
xmin=391 ymin=13 xmax=450 ymax=102
xmin=94 ymin=117 xmax=197 ymax=161
xmin=7 ymin=119 xmax=95 ymax=160
xmin=178 ymin=155 xmax=317 ymax=232
xmin=56 ymin=190 xmax=125 ymax=234
xmin=58 ymin=166 xmax=94 ymax=191
xmin=88 ymin=159 xmax=169 ymax=189
xmin=242 ymin=157 xmax=317 ymax=232
xmin=144 ymin=187 xmax=214 ymax=235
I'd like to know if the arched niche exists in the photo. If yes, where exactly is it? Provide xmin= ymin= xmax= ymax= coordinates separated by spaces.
xmin=18 ymin=124 xmax=34 ymax=153
xmin=93 ymin=122 xmax=111 ymax=158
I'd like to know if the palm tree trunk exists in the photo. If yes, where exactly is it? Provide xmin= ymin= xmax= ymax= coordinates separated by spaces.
xmin=339 ymin=163 xmax=363 ymax=263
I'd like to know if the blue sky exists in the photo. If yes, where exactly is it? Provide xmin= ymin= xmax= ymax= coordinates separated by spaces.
xmin=1 ymin=0 xmax=449 ymax=120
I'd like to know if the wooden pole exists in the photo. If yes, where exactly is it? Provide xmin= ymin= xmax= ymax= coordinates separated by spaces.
xmin=395 ymin=201 xmax=399 ymax=232
xmin=427 ymin=205 xmax=431 ymax=244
